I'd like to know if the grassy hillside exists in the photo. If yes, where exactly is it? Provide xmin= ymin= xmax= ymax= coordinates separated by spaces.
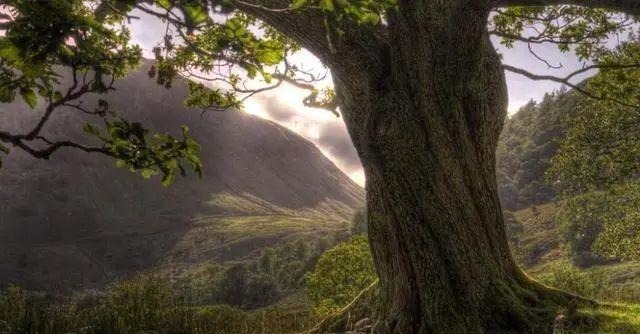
xmin=507 ymin=203 xmax=640 ymax=304
xmin=0 ymin=61 xmax=364 ymax=292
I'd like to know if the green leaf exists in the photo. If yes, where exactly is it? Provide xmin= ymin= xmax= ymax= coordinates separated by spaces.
xmin=0 ymin=143 xmax=9 ymax=154
xmin=320 ymin=0 xmax=335 ymax=11
xmin=181 ymin=3 xmax=209 ymax=30
xmin=20 ymin=88 xmax=37 ymax=108
xmin=156 ymin=0 xmax=172 ymax=9
xmin=0 ymin=41 xmax=21 ymax=64
xmin=290 ymin=0 xmax=308 ymax=9
xmin=360 ymin=13 xmax=380 ymax=25
xmin=0 ymin=85 xmax=16 ymax=103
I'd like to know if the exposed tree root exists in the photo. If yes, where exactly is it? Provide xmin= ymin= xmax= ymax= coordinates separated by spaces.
xmin=302 ymin=270 xmax=599 ymax=334
xmin=302 ymin=280 xmax=379 ymax=334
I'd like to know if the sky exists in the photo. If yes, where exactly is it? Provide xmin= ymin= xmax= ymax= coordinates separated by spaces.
xmin=128 ymin=10 xmax=597 ymax=187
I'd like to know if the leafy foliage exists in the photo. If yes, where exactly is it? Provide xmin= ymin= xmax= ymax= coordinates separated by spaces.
xmin=497 ymin=89 xmax=577 ymax=210
xmin=549 ymin=42 xmax=640 ymax=194
xmin=185 ymin=238 xmax=334 ymax=309
xmin=0 ymin=0 xmax=140 ymax=104
xmin=0 ymin=274 xmax=315 ymax=334
xmin=0 ymin=0 xmax=202 ymax=185
xmin=305 ymin=235 xmax=376 ymax=315
xmin=557 ymin=183 xmax=640 ymax=262
xmin=292 ymin=0 xmax=397 ymax=26
xmin=85 ymin=120 xmax=203 ymax=186
xmin=491 ymin=5 xmax=633 ymax=60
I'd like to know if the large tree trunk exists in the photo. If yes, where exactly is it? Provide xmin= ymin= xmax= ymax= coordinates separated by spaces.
xmin=329 ymin=3 xmax=577 ymax=333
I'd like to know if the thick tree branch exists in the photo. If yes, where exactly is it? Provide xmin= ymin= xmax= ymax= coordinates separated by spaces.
xmin=230 ymin=0 xmax=388 ymax=67
xmin=0 ymin=130 xmax=110 ymax=160
xmin=229 ymin=0 xmax=334 ymax=62
xmin=494 ymin=0 xmax=640 ymax=15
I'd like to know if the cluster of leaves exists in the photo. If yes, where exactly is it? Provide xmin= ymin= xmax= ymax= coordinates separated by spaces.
xmin=548 ymin=39 xmax=640 ymax=194
xmin=491 ymin=5 xmax=633 ymax=60
xmin=0 ymin=0 xmax=205 ymax=185
xmin=292 ymin=0 xmax=396 ymax=26
xmin=84 ymin=120 xmax=203 ymax=186
xmin=305 ymin=235 xmax=376 ymax=316
xmin=0 ymin=0 xmax=140 ymax=105
xmin=557 ymin=182 xmax=640 ymax=262
xmin=148 ymin=7 xmax=296 ymax=111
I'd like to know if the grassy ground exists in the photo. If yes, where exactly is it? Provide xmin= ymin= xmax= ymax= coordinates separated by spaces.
xmin=2 ymin=203 xmax=640 ymax=333
xmin=163 ymin=214 xmax=347 ymax=279
xmin=508 ymin=203 xmax=640 ymax=333
xmin=569 ymin=304 xmax=640 ymax=334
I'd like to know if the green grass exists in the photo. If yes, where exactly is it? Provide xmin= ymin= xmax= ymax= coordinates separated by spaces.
xmin=568 ymin=304 xmax=640 ymax=334
xmin=0 ymin=274 xmax=316 ymax=334
xmin=165 ymin=214 xmax=347 ymax=280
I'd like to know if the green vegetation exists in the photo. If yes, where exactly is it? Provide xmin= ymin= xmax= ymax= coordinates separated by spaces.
xmin=1 ymin=209 xmax=640 ymax=333
xmin=305 ymin=236 xmax=376 ymax=316
xmin=0 ymin=0 xmax=202 ymax=183
xmin=0 ymin=274 xmax=314 ymax=334
xmin=557 ymin=183 xmax=640 ymax=264
xmin=3 ymin=0 xmax=640 ymax=332
xmin=497 ymin=90 xmax=577 ymax=211
xmin=183 ymin=237 xmax=335 ymax=309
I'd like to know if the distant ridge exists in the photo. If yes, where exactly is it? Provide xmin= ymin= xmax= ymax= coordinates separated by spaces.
xmin=0 ymin=61 xmax=364 ymax=291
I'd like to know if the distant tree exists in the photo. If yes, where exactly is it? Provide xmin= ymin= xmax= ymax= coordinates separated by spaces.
xmin=243 ymin=272 xmax=280 ymax=309
xmin=3 ymin=0 xmax=640 ymax=331
xmin=350 ymin=207 xmax=368 ymax=235
xmin=257 ymin=247 xmax=278 ymax=276
xmin=215 ymin=264 xmax=249 ymax=307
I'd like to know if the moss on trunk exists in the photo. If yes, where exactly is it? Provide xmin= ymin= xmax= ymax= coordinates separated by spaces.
xmin=326 ymin=4 xmax=592 ymax=332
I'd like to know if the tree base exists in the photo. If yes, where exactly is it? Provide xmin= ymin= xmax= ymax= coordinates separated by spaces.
xmin=304 ymin=281 xmax=380 ymax=334
xmin=370 ymin=273 xmax=595 ymax=334
xmin=306 ymin=272 xmax=595 ymax=334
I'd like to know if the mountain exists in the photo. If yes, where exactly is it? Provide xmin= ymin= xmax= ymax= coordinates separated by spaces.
xmin=0 ymin=61 xmax=364 ymax=291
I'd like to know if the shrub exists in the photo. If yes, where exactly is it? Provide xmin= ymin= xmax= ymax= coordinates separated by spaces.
xmin=305 ymin=235 xmax=376 ymax=315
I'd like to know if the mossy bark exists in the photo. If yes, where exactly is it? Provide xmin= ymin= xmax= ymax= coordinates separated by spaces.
xmin=242 ymin=1 xmax=594 ymax=333
xmin=329 ymin=3 xmax=584 ymax=333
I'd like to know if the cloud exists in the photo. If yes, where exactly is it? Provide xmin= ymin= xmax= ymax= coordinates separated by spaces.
xmin=260 ymin=97 xmax=298 ymax=124
xmin=258 ymin=92 xmax=364 ymax=184
xmin=316 ymin=122 xmax=362 ymax=172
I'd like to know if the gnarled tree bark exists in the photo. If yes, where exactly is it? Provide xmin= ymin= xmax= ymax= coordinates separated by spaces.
xmin=328 ymin=3 xmax=579 ymax=332
xmin=232 ymin=0 xmax=636 ymax=332
xmin=234 ymin=0 xmax=605 ymax=333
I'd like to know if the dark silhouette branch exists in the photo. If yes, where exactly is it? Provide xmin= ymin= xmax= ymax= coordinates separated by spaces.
xmin=0 ymin=130 xmax=110 ymax=160
xmin=0 ymin=66 xmax=116 ymax=161
xmin=503 ymin=63 xmax=640 ymax=108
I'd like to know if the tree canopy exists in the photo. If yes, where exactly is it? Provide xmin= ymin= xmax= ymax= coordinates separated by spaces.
xmin=1 ymin=0 xmax=639 ymax=185
xmin=5 ymin=1 xmax=640 ymax=332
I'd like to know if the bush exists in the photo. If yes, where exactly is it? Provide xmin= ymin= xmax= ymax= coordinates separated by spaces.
xmin=537 ymin=262 xmax=640 ymax=303
xmin=558 ymin=182 xmax=640 ymax=264
xmin=305 ymin=235 xmax=376 ymax=315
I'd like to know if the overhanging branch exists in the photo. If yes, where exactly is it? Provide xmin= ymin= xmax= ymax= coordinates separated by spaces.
xmin=494 ymin=0 xmax=640 ymax=15
xmin=503 ymin=63 xmax=640 ymax=108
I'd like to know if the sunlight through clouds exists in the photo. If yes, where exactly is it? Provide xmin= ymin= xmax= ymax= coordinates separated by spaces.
xmin=127 ymin=8 xmax=598 ymax=188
